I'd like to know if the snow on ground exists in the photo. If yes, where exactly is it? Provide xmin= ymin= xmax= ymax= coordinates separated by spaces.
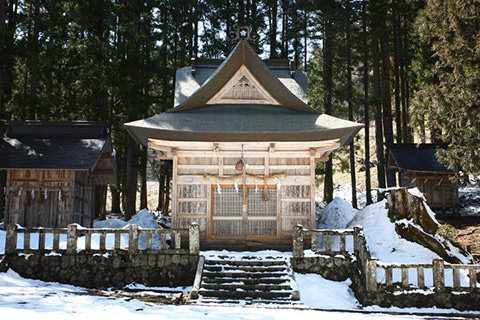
xmin=0 ymin=269 xmax=474 ymax=319
xmin=295 ymin=273 xmax=359 ymax=309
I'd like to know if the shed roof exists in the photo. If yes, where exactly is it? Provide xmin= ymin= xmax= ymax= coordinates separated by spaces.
xmin=389 ymin=144 xmax=453 ymax=173
xmin=0 ymin=121 xmax=113 ymax=171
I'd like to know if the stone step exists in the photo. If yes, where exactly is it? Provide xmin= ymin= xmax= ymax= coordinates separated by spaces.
xmin=202 ymin=283 xmax=292 ymax=291
xmin=203 ymin=265 xmax=287 ymax=273
xmin=198 ymin=288 xmax=292 ymax=300
xmin=202 ymin=271 xmax=289 ymax=279
xmin=196 ymin=298 xmax=303 ymax=305
xmin=204 ymin=259 xmax=286 ymax=267
xmin=201 ymin=277 xmax=290 ymax=285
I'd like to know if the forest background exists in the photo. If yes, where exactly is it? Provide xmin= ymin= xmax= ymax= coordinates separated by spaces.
xmin=0 ymin=0 xmax=478 ymax=218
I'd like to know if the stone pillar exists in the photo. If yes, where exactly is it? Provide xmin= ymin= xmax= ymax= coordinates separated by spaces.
xmin=129 ymin=224 xmax=139 ymax=255
xmin=5 ymin=224 xmax=17 ymax=254
xmin=66 ymin=224 xmax=78 ymax=254
xmin=353 ymin=226 xmax=363 ymax=254
xmin=433 ymin=258 xmax=445 ymax=292
xmin=189 ymin=223 xmax=200 ymax=255
xmin=366 ymin=259 xmax=378 ymax=294
xmin=293 ymin=224 xmax=304 ymax=258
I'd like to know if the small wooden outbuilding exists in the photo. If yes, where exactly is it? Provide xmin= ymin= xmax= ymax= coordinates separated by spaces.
xmin=126 ymin=27 xmax=362 ymax=244
xmin=388 ymin=144 xmax=459 ymax=213
xmin=0 ymin=121 xmax=116 ymax=227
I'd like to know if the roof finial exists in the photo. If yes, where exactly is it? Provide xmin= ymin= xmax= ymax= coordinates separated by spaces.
xmin=227 ymin=26 xmax=263 ymax=55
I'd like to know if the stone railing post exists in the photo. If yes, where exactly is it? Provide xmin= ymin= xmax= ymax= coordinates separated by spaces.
xmin=189 ymin=222 xmax=200 ymax=255
xmin=366 ymin=259 xmax=378 ymax=294
xmin=353 ymin=226 xmax=362 ymax=255
xmin=66 ymin=224 xmax=78 ymax=254
xmin=129 ymin=224 xmax=139 ymax=255
xmin=5 ymin=224 xmax=17 ymax=254
xmin=293 ymin=224 xmax=304 ymax=258
xmin=433 ymin=258 xmax=445 ymax=292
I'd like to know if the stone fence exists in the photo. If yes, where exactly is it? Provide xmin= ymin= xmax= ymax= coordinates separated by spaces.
xmin=367 ymin=259 xmax=480 ymax=293
xmin=292 ymin=225 xmax=480 ymax=310
xmin=5 ymin=223 xmax=200 ymax=256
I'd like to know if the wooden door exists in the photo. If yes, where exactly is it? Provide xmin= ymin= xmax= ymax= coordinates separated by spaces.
xmin=211 ymin=185 xmax=277 ymax=240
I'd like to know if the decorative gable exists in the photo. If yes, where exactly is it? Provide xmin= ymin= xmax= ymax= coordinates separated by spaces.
xmin=207 ymin=65 xmax=279 ymax=105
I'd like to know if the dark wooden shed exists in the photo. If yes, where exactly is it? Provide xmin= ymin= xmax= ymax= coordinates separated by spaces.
xmin=0 ymin=121 xmax=116 ymax=227
xmin=388 ymin=144 xmax=459 ymax=213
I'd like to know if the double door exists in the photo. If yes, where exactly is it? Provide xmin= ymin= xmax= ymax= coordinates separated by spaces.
xmin=211 ymin=185 xmax=277 ymax=240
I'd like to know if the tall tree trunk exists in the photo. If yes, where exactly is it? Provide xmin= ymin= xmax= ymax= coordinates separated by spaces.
xmin=282 ymin=0 xmax=288 ymax=59
xmin=304 ymin=9 xmax=308 ymax=71
xmin=95 ymin=185 xmax=107 ymax=220
xmin=111 ymin=186 xmax=121 ymax=213
xmin=372 ymin=35 xmax=386 ymax=199
xmin=346 ymin=1 xmax=357 ymax=208
xmin=323 ymin=17 xmax=334 ymax=203
xmin=392 ymin=0 xmax=402 ymax=143
xmin=125 ymin=136 xmax=138 ymax=220
xmin=27 ymin=0 xmax=40 ymax=120
xmin=362 ymin=0 xmax=372 ymax=205
xmin=268 ymin=0 xmax=278 ymax=58
xmin=239 ymin=0 xmax=245 ymax=25
xmin=402 ymin=16 xmax=413 ymax=143
xmin=0 ymin=0 xmax=5 ymax=115
xmin=378 ymin=7 xmax=396 ymax=187
xmin=140 ymin=146 xmax=148 ymax=210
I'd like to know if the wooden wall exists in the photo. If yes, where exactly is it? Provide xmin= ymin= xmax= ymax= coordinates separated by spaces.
xmin=172 ymin=153 xmax=316 ymax=241
xmin=414 ymin=175 xmax=459 ymax=212
xmin=4 ymin=169 xmax=95 ymax=228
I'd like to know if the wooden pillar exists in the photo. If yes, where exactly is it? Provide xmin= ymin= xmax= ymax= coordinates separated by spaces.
xmin=70 ymin=172 xmax=76 ymax=225
xmin=172 ymin=149 xmax=178 ymax=228
xmin=310 ymin=149 xmax=316 ymax=229
xmin=4 ymin=171 xmax=10 ymax=225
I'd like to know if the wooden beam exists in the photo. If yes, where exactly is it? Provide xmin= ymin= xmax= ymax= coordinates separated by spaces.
xmin=148 ymin=138 xmax=340 ymax=151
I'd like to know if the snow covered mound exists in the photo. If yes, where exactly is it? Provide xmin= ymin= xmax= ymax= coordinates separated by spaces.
xmin=347 ymin=200 xmax=441 ymax=263
xmin=317 ymin=197 xmax=358 ymax=229
xmin=94 ymin=209 xmax=161 ymax=229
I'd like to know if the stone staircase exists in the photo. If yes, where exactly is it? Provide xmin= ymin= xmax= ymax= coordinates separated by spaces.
xmin=193 ymin=255 xmax=301 ymax=305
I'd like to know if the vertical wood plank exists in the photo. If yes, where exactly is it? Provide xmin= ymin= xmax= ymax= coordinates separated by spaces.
xmin=325 ymin=233 xmax=331 ymax=253
xmin=161 ymin=232 xmax=167 ymax=250
xmin=4 ymin=171 xmax=11 ymax=225
xmin=311 ymin=233 xmax=318 ymax=252
xmin=114 ymin=231 xmax=121 ymax=249
xmin=146 ymin=232 xmax=153 ymax=250
xmin=172 ymin=152 xmax=178 ymax=229
xmin=401 ymin=267 xmax=409 ymax=288
xmin=417 ymin=266 xmax=425 ymax=288
xmin=99 ymin=232 xmax=106 ymax=250
xmin=175 ymin=231 xmax=181 ymax=249
xmin=309 ymin=153 xmax=315 ymax=229
xmin=39 ymin=231 xmax=46 ymax=251
xmin=53 ymin=231 xmax=60 ymax=250
xmin=85 ymin=231 xmax=92 ymax=251
xmin=453 ymin=267 xmax=461 ymax=290
xmin=469 ymin=267 xmax=477 ymax=289
xmin=385 ymin=267 xmax=393 ymax=288
xmin=340 ymin=234 xmax=346 ymax=252
xmin=24 ymin=232 xmax=30 ymax=250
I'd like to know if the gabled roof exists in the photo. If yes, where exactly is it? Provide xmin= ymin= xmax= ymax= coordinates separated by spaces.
xmin=0 ymin=121 xmax=113 ymax=172
xmin=389 ymin=144 xmax=453 ymax=173
xmin=171 ymin=40 xmax=317 ymax=113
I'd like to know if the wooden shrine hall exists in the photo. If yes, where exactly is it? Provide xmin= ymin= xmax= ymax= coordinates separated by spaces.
xmin=0 ymin=121 xmax=116 ymax=228
xmin=126 ymin=26 xmax=362 ymax=244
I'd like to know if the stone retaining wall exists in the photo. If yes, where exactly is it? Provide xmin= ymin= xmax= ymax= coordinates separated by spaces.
xmin=291 ymin=254 xmax=353 ymax=281
xmin=5 ymin=252 xmax=198 ymax=288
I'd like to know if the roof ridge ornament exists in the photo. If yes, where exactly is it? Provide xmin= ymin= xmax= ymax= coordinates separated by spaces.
xmin=228 ymin=26 xmax=263 ymax=55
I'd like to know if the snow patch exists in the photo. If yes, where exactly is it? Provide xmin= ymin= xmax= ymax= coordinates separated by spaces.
xmin=317 ymin=197 xmax=358 ymax=229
